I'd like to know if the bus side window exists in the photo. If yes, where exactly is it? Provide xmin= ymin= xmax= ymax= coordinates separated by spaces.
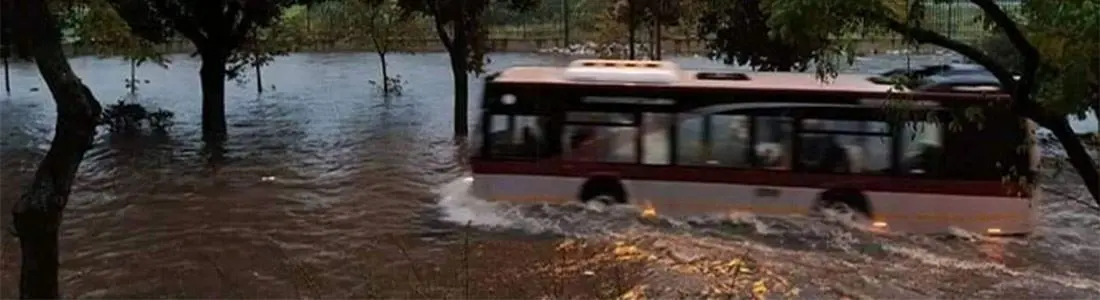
xmin=799 ymin=119 xmax=892 ymax=174
xmin=641 ymin=112 xmax=673 ymax=165
xmin=562 ymin=125 xmax=639 ymax=163
xmin=488 ymin=114 xmax=549 ymax=159
xmin=754 ymin=116 xmax=793 ymax=170
xmin=676 ymin=114 xmax=751 ymax=167
xmin=901 ymin=121 xmax=944 ymax=176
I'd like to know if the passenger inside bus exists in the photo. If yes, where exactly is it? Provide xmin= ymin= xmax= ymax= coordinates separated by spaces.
xmin=902 ymin=122 xmax=945 ymax=175
xmin=487 ymin=115 xmax=551 ymax=159
xmin=801 ymin=120 xmax=851 ymax=173
xmin=521 ymin=126 xmax=540 ymax=155
xmin=753 ymin=116 xmax=793 ymax=170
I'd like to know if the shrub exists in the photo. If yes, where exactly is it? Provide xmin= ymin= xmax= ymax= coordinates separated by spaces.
xmin=100 ymin=99 xmax=175 ymax=134
xmin=368 ymin=74 xmax=407 ymax=96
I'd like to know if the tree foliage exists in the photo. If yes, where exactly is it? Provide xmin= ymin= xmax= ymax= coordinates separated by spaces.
xmin=609 ymin=0 xmax=681 ymax=26
xmin=105 ymin=0 xmax=310 ymax=71
xmin=397 ymin=0 xmax=538 ymax=74
xmin=1017 ymin=0 xmax=1099 ymax=120
xmin=72 ymin=0 xmax=167 ymax=66
xmin=694 ymin=0 xmax=845 ymax=71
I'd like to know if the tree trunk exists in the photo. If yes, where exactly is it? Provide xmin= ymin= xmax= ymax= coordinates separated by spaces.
xmin=450 ymin=0 xmax=469 ymax=137
xmin=1091 ymin=88 xmax=1099 ymax=131
xmin=2 ymin=4 xmax=10 ymax=95
xmin=3 ymin=53 xmax=10 ymax=94
xmin=627 ymin=0 xmax=636 ymax=60
xmin=654 ymin=18 xmax=662 ymax=60
xmin=379 ymin=51 xmax=389 ymax=96
xmin=562 ymin=0 xmax=570 ymax=47
xmin=129 ymin=58 xmax=136 ymax=94
xmin=199 ymin=50 xmax=229 ymax=143
xmin=255 ymin=62 xmax=263 ymax=95
xmin=10 ymin=0 xmax=102 ymax=298
xmin=450 ymin=51 xmax=469 ymax=137
xmin=1043 ymin=117 xmax=1100 ymax=205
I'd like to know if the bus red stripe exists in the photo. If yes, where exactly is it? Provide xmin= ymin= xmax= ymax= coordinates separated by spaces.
xmin=470 ymin=159 xmax=1028 ymax=198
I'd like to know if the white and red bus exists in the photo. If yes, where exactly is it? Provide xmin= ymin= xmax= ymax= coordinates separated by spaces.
xmin=469 ymin=59 xmax=1039 ymax=235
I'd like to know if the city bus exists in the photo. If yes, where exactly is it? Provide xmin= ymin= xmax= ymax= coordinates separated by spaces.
xmin=469 ymin=59 xmax=1039 ymax=235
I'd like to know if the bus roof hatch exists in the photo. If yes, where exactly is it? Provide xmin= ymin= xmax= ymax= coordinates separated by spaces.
xmin=562 ymin=59 xmax=681 ymax=84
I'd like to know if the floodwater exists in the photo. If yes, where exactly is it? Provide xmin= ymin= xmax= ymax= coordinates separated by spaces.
xmin=1 ymin=52 xmax=1098 ymax=298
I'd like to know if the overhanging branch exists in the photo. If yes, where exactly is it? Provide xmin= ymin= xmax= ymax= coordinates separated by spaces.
xmin=146 ymin=0 xmax=209 ymax=49
xmin=228 ymin=1 xmax=258 ymax=52
xmin=969 ymin=0 xmax=1040 ymax=98
xmin=426 ymin=1 xmax=454 ymax=52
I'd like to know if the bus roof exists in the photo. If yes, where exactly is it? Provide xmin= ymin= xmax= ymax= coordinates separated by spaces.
xmin=494 ymin=66 xmax=892 ymax=92
xmin=490 ymin=60 xmax=1011 ymax=102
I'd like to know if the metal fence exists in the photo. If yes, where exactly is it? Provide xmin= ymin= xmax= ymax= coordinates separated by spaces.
xmin=920 ymin=0 xmax=1023 ymax=41
xmin=485 ymin=0 xmax=1025 ymax=42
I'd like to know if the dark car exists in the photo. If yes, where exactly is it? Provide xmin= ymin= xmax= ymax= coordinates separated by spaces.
xmin=878 ymin=63 xmax=993 ymax=79
xmin=913 ymin=73 xmax=1003 ymax=92
xmin=870 ymin=63 xmax=1008 ymax=92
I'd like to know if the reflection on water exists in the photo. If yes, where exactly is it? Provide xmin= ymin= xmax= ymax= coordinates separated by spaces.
xmin=1 ymin=52 xmax=1097 ymax=298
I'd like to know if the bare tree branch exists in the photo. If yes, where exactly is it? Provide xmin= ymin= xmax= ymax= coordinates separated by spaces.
xmin=872 ymin=14 xmax=1018 ymax=91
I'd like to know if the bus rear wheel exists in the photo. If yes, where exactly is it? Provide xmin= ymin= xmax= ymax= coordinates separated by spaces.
xmin=578 ymin=176 xmax=627 ymax=208
xmin=814 ymin=188 xmax=873 ymax=219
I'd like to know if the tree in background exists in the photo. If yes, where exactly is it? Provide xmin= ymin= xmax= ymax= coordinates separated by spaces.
xmin=3 ymin=0 xmax=104 ymax=297
xmin=72 ymin=0 xmax=168 ymax=94
xmin=608 ymin=0 xmax=681 ymax=59
xmin=342 ymin=0 xmax=428 ymax=96
xmin=302 ymin=0 xmax=359 ymax=49
xmin=105 ymin=0 xmax=314 ymax=143
xmin=231 ymin=12 xmax=303 ymax=95
xmin=762 ymin=0 xmax=1099 ymax=204
xmin=398 ymin=0 xmax=539 ymax=137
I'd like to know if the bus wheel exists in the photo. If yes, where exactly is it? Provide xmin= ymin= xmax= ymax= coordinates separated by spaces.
xmin=814 ymin=188 xmax=873 ymax=219
xmin=578 ymin=176 xmax=627 ymax=207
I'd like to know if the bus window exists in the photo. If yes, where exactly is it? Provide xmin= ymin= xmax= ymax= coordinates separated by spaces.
xmin=641 ymin=113 xmax=673 ymax=165
xmin=900 ymin=121 xmax=944 ymax=176
xmin=676 ymin=114 xmax=751 ymax=167
xmin=754 ymin=116 xmax=793 ymax=170
xmin=799 ymin=119 xmax=892 ymax=174
xmin=488 ymin=114 xmax=549 ymax=159
xmin=941 ymin=109 xmax=1028 ymax=181
xmin=562 ymin=125 xmax=638 ymax=163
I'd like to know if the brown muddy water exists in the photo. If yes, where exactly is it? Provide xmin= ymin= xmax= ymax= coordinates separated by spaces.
xmin=1 ymin=52 xmax=1099 ymax=299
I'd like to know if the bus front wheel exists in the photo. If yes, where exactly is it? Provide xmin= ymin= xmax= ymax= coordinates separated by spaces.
xmin=814 ymin=188 xmax=873 ymax=219
xmin=578 ymin=176 xmax=627 ymax=207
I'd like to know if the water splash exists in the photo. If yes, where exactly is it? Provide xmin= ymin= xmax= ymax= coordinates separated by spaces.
xmin=432 ymin=177 xmax=1100 ymax=297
